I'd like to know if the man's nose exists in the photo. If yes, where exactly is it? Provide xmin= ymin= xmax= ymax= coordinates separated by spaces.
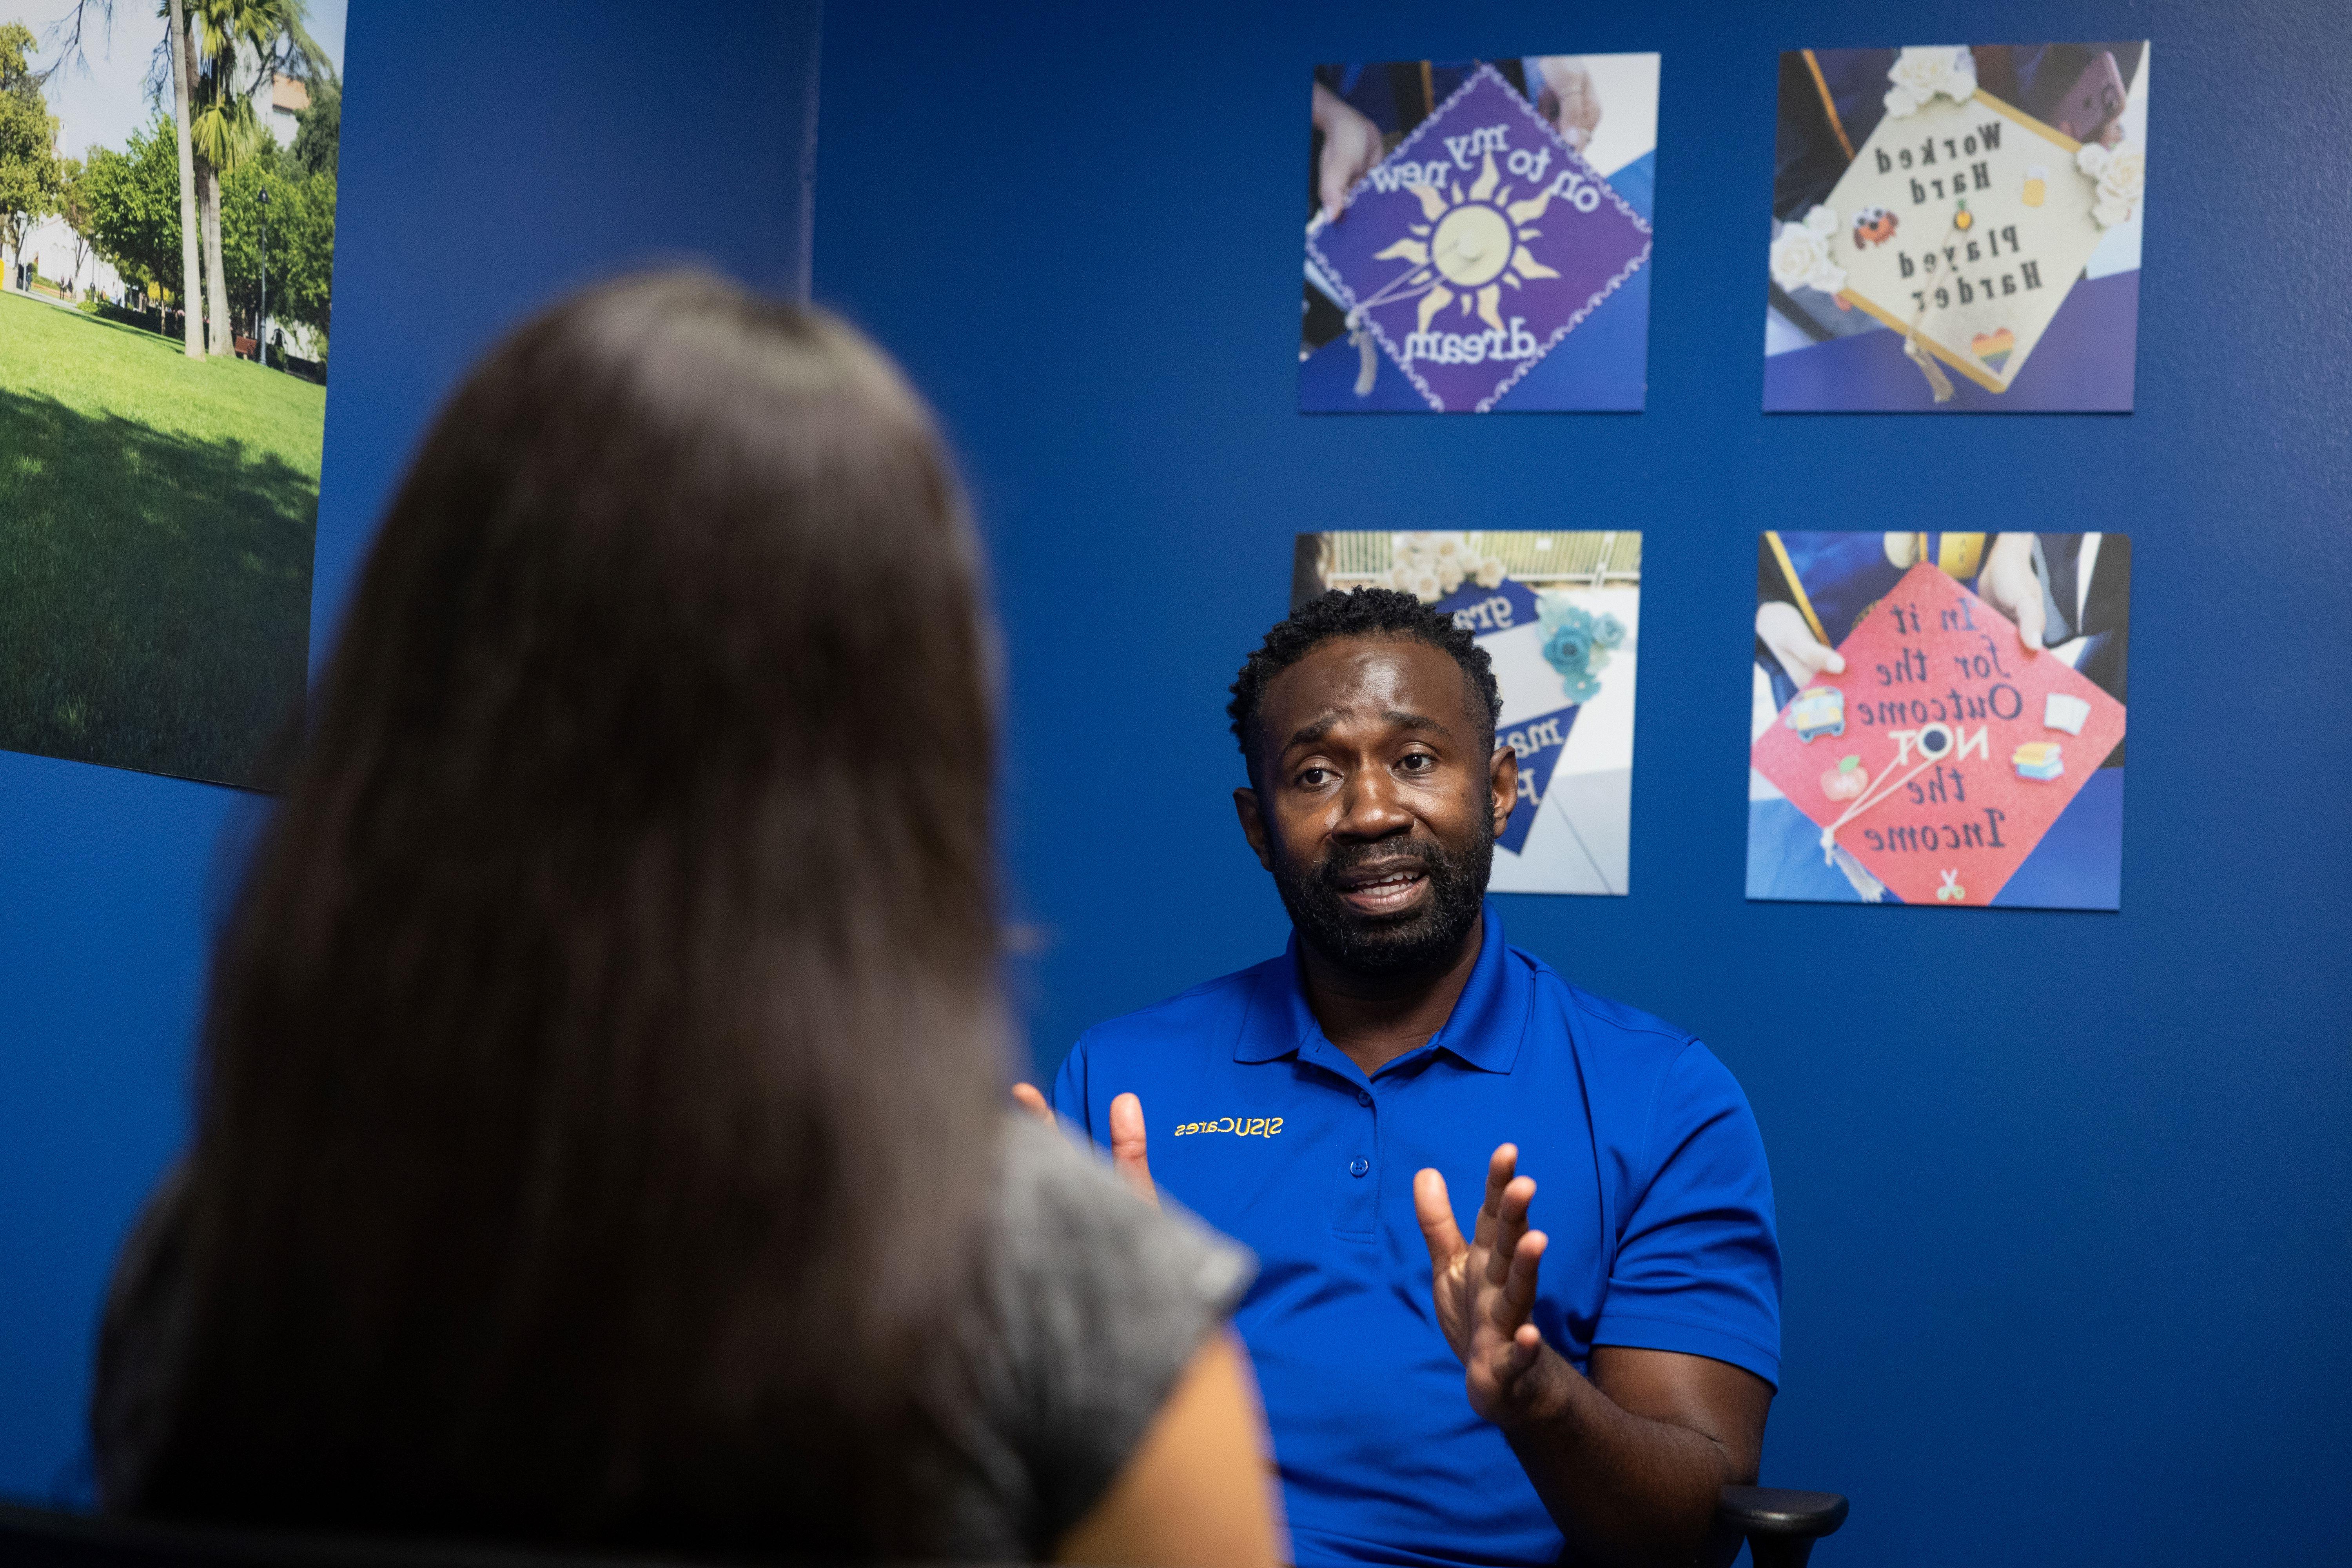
xmin=1334 ymin=769 xmax=1414 ymax=840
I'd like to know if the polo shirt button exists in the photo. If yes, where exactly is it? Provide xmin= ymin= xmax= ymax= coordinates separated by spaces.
xmin=1349 ymin=1158 xmax=1370 ymax=1177
xmin=1356 ymin=1089 xmax=1372 ymax=1106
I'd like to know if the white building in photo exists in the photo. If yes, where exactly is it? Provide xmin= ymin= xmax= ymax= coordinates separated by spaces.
xmin=6 ymin=65 xmax=313 ymax=350
xmin=11 ymin=206 xmax=125 ymax=305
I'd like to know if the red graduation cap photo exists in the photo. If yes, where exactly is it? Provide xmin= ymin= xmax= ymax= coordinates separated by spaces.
xmin=1748 ymin=535 xmax=2129 ymax=909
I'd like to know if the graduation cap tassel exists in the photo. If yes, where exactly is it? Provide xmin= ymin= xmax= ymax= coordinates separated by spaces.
xmin=1895 ymin=203 xmax=1967 ymax=404
xmin=1822 ymin=835 xmax=1890 ymax=903
xmin=1348 ymin=307 xmax=1378 ymax=397
xmin=1814 ymin=743 xmax=1952 ymax=905
xmin=1903 ymin=328 xmax=1956 ymax=403
xmin=1331 ymin=256 xmax=1443 ymax=401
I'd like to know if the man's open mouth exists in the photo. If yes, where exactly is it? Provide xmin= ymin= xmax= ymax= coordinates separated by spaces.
xmin=1334 ymin=864 xmax=1430 ymax=916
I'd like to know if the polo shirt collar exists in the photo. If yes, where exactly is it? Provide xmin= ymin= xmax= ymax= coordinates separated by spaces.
xmin=1234 ymin=901 xmax=1527 ymax=1074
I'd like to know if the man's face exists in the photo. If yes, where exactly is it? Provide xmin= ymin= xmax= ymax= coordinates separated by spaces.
xmin=1235 ymin=635 xmax=1517 ymax=978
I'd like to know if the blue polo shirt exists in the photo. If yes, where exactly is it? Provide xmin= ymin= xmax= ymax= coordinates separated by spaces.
xmin=1049 ymin=905 xmax=1780 ymax=1568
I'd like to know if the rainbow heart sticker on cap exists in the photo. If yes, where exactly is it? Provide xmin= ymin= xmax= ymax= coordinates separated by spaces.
xmin=1971 ymin=327 xmax=2015 ymax=374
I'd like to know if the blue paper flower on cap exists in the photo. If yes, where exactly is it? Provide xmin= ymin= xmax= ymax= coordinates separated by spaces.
xmin=1537 ymin=600 xmax=1626 ymax=705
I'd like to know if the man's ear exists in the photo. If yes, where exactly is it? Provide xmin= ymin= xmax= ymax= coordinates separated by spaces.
xmin=1233 ymin=786 xmax=1277 ymax=873
xmin=1489 ymin=744 xmax=1519 ymax=840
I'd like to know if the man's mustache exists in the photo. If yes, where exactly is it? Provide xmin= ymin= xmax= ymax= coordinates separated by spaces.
xmin=1315 ymin=838 xmax=1452 ymax=890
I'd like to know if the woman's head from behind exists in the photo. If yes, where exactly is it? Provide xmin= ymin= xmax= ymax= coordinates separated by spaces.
xmin=151 ymin=274 xmax=1005 ymax=1552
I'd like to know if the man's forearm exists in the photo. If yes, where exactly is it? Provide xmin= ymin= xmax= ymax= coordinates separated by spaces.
xmin=1495 ymin=1350 xmax=1750 ymax=1568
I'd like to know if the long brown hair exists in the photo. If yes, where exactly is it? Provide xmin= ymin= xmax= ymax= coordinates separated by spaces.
xmin=138 ymin=274 xmax=1007 ymax=1557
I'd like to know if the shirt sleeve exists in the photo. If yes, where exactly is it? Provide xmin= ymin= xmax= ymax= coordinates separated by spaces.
xmin=1591 ymin=1042 xmax=1783 ymax=1388
xmin=989 ymin=1114 xmax=1254 ymax=1546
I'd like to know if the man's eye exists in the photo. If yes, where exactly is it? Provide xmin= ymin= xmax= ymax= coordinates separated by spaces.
xmin=1399 ymin=753 xmax=1435 ymax=772
xmin=1298 ymin=767 xmax=1333 ymax=787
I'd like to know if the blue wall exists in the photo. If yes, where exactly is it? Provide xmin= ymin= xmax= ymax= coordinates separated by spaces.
xmin=0 ymin=0 xmax=820 ymax=1504
xmin=5 ymin=1 xmax=2349 ymax=1562
xmin=812 ymin=2 xmax=2352 ymax=1564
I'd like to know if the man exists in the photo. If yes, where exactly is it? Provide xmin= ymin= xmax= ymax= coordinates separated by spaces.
xmin=1022 ymin=589 xmax=1780 ymax=1568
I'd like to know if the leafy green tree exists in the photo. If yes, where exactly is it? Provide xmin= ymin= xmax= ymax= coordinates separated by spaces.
xmin=290 ymin=74 xmax=337 ymax=177
xmin=57 ymin=154 xmax=92 ymax=292
xmin=80 ymin=116 xmax=185 ymax=304
xmin=0 ymin=21 xmax=63 ymax=280
xmin=220 ymin=147 xmax=332 ymax=350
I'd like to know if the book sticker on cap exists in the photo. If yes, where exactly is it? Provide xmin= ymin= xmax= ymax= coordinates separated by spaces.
xmin=2013 ymin=741 xmax=2064 ymax=781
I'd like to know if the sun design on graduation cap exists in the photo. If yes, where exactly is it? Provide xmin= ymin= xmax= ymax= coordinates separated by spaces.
xmin=1370 ymin=151 xmax=1564 ymax=335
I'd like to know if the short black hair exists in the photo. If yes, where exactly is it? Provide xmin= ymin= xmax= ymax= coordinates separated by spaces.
xmin=1227 ymin=587 xmax=1502 ymax=775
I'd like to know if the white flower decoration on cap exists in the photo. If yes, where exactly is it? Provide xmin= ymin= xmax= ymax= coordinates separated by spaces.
xmin=1769 ymin=206 xmax=1847 ymax=297
xmin=1883 ymin=46 xmax=1977 ymax=118
xmin=2083 ymin=142 xmax=2143 ymax=227
xmin=1473 ymin=556 xmax=1506 ymax=589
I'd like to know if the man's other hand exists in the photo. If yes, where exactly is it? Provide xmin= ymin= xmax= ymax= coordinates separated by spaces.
xmin=1414 ymin=1144 xmax=1554 ymax=1427
xmin=1014 ymin=1083 xmax=1157 ymax=1206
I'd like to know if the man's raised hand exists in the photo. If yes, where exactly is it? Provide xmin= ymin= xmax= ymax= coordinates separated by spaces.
xmin=1011 ymin=1083 xmax=1157 ymax=1205
xmin=1414 ymin=1144 xmax=1555 ymax=1427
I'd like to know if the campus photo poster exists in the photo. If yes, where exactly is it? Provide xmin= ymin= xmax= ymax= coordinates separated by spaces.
xmin=1766 ymin=44 xmax=2148 ymax=411
xmin=1749 ymin=531 xmax=2130 ymax=910
xmin=0 ymin=0 xmax=345 ymax=788
xmin=1302 ymin=55 xmax=1657 ymax=412
xmin=1296 ymin=532 xmax=1639 ymax=895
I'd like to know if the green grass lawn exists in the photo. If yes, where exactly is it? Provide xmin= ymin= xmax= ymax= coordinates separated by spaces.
xmin=0 ymin=290 xmax=322 ymax=787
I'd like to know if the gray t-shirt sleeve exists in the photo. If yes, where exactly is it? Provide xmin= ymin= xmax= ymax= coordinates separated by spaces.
xmin=983 ymin=1112 xmax=1256 ymax=1548
xmin=88 ymin=1119 xmax=1254 ymax=1559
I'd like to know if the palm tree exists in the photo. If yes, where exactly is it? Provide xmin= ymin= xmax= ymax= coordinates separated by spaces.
xmin=187 ymin=48 xmax=252 ymax=354
xmin=182 ymin=0 xmax=325 ymax=358
xmin=164 ymin=0 xmax=203 ymax=356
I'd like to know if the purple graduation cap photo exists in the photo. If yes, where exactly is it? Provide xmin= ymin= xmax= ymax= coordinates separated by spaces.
xmin=1306 ymin=61 xmax=1652 ymax=413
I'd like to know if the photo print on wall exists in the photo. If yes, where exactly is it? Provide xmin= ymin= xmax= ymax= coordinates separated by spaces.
xmin=1297 ymin=532 xmax=1639 ymax=894
xmin=0 ymin=0 xmax=347 ymax=788
xmin=1301 ymin=56 xmax=1657 ymax=412
xmin=1749 ymin=532 xmax=2130 ymax=909
xmin=1766 ymin=44 xmax=2148 ymax=411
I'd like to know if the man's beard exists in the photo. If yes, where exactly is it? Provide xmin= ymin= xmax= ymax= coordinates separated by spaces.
xmin=1269 ymin=816 xmax=1493 ymax=980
